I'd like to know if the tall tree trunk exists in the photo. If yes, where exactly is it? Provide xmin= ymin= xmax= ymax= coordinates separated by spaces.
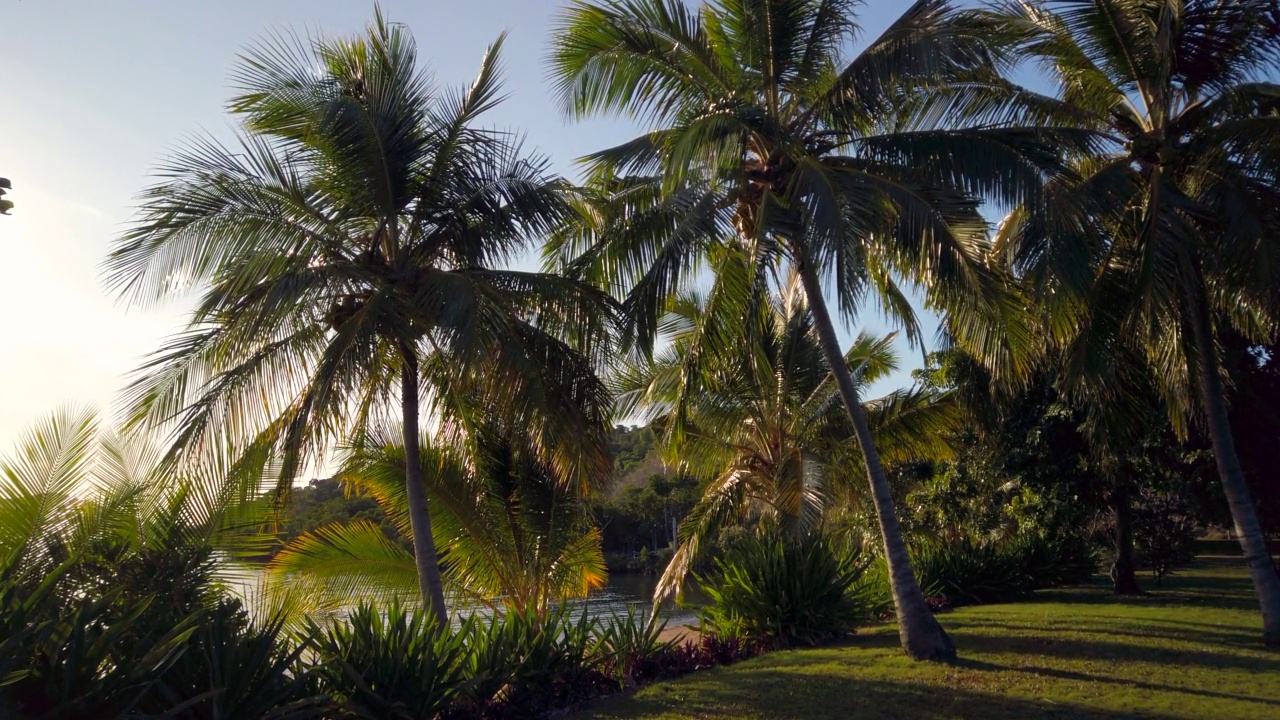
xmin=400 ymin=348 xmax=450 ymax=627
xmin=1184 ymin=277 xmax=1280 ymax=647
xmin=794 ymin=252 xmax=955 ymax=662
xmin=1110 ymin=484 xmax=1144 ymax=595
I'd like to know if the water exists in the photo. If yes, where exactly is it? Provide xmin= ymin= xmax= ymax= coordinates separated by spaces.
xmin=230 ymin=566 xmax=706 ymax=629
xmin=565 ymin=572 xmax=707 ymax=628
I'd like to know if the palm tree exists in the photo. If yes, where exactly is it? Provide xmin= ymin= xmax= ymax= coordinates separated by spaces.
xmin=267 ymin=427 xmax=606 ymax=617
xmin=106 ymin=13 xmax=614 ymax=625
xmin=986 ymin=0 xmax=1280 ymax=645
xmin=615 ymin=276 xmax=958 ymax=601
xmin=547 ymin=0 xmax=1074 ymax=660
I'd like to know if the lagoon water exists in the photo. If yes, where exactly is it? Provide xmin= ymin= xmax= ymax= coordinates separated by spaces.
xmin=231 ymin=566 xmax=706 ymax=628
xmin=570 ymin=572 xmax=706 ymax=627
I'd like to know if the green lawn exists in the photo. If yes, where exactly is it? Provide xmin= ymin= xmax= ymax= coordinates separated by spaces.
xmin=581 ymin=556 xmax=1279 ymax=720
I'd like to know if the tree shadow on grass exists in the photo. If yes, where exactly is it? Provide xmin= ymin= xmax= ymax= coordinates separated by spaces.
xmin=585 ymin=670 xmax=1181 ymax=720
xmin=953 ymin=630 xmax=1280 ymax=674
xmin=955 ymin=619 xmax=1263 ymax=652
xmin=954 ymin=657 xmax=1280 ymax=709
xmin=1028 ymin=557 xmax=1262 ymax=612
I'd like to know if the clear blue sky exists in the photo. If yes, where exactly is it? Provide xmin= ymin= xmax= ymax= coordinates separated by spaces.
xmin=0 ymin=1 xmax=935 ymax=450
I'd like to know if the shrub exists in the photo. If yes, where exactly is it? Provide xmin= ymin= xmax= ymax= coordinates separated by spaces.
xmin=459 ymin=606 xmax=605 ymax=717
xmin=911 ymin=538 xmax=1034 ymax=606
xmin=592 ymin=605 xmax=677 ymax=687
xmin=3 ymin=545 xmax=327 ymax=720
xmin=0 ymin=585 xmax=196 ymax=719
xmin=695 ymin=532 xmax=872 ymax=647
xmin=145 ymin=600 xmax=328 ymax=720
xmin=846 ymin=561 xmax=895 ymax=618
xmin=1133 ymin=488 xmax=1199 ymax=584
xmin=903 ymin=533 xmax=1099 ymax=609
xmin=312 ymin=602 xmax=470 ymax=720
xmin=1015 ymin=533 xmax=1100 ymax=588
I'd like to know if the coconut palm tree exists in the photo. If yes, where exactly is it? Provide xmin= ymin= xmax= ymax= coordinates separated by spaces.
xmin=615 ymin=276 xmax=958 ymax=601
xmin=547 ymin=0 xmax=1078 ymax=660
xmin=985 ymin=0 xmax=1280 ymax=645
xmin=105 ymin=13 xmax=614 ymax=625
xmin=267 ymin=427 xmax=606 ymax=617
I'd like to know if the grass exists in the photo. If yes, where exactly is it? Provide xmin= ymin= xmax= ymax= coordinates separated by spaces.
xmin=577 ymin=556 xmax=1280 ymax=720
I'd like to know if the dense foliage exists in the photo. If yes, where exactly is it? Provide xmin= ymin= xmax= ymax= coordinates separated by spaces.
xmin=906 ymin=535 xmax=1099 ymax=609
xmin=608 ymin=426 xmax=659 ymax=480
xmin=982 ymin=0 xmax=1280 ymax=641
xmin=594 ymin=474 xmax=701 ymax=567
xmin=2 ymin=553 xmax=772 ymax=720
xmin=697 ymin=533 xmax=874 ymax=647
xmin=12 ymin=5 xmax=1280 ymax=715
xmin=268 ymin=430 xmax=606 ymax=617
xmin=273 ymin=478 xmax=398 ymax=552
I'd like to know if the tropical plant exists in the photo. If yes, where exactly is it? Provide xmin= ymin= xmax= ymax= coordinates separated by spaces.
xmin=143 ymin=601 xmax=328 ymax=720
xmin=0 ymin=407 xmax=305 ymax=718
xmin=909 ymin=538 xmax=1034 ymax=606
xmin=267 ymin=428 xmax=606 ymax=617
xmin=697 ymin=531 xmax=873 ymax=647
xmin=106 ymin=12 xmax=615 ymax=624
xmin=1 ymin=588 xmax=197 ymax=720
xmin=1133 ymin=486 xmax=1200 ymax=585
xmin=616 ymin=278 xmax=958 ymax=601
xmin=985 ymin=0 xmax=1280 ymax=645
xmin=0 ymin=406 xmax=274 ymax=596
xmin=312 ymin=602 xmax=470 ymax=720
xmin=460 ymin=605 xmax=604 ymax=714
xmin=313 ymin=601 xmax=684 ymax=719
xmin=850 ymin=532 xmax=1097 ymax=612
xmin=547 ymin=0 xmax=1079 ymax=660
xmin=592 ymin=605 xmax=677 ymax=687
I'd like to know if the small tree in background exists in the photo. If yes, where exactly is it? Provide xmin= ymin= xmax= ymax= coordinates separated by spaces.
xmin=1133 ymin=488 xmax=1199 ymax=586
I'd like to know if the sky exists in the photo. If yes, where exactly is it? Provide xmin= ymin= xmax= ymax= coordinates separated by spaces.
xmin=0 ymin=0 xmax=930 ymax=453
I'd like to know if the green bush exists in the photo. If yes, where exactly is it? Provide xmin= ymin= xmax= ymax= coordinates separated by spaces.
xmin=903 ymin=534 xmax=1099 ymax=608
xmin=1133 ymin=488 xmax=1199 ymax=584
xmin=593 ymin=605 xmax=677 ymax=686
xmin=1015 ymin=532 xmax=1100 ymax=588
xmin=460 ymin=606 xmax=603 ymax=714
xmin=0 ymin=578 xmax=197 ymax=719
xmin=312 ymin=602 xmax=470 ymax=720
xmin=146 ymin=601 xmax=327 ymax=719
xmin=911 ymin=538 xmax=1033 ymax=605
xmin=696 ymin=532 xmax=873 ymax=647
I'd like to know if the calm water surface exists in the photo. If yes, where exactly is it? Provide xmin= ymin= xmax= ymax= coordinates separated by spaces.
xmin=233 ymin=567 xmax=706 ymax=628
xmin=567 ymin=572 xmax=706 ymax=627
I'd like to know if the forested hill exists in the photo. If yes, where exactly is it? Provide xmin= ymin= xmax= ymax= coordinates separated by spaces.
xmin=608 ymin=424 xmax=667 ymax=491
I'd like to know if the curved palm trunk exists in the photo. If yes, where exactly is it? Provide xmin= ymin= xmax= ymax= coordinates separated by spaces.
xmin=400 ymin=349 xmax=450 ymax=627
xmin=1110 ymin=485 xmax=1143 ymax=595
xmin=794 ymin=253 xmax=956 ymax=662
xmin=1184 ymin=278 xmax=1280 ymax=647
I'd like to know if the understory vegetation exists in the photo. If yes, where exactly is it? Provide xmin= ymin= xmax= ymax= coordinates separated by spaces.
xmin=6 ymin=0 xmax=1280 ymax=718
